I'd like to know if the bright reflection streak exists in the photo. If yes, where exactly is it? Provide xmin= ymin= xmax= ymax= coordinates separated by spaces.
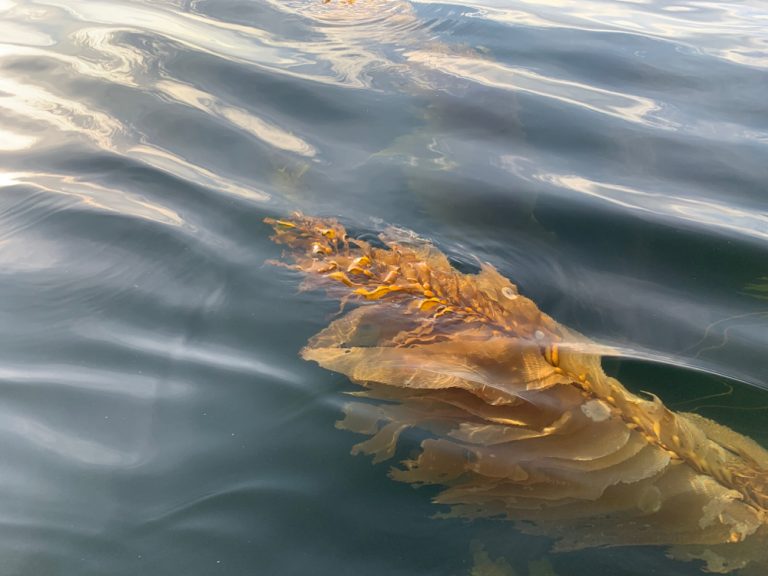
xmin=0 ymin=76 xmax=125 ymax=149
xmin=0 ymin=410 xmax=143 ymax=467
xmin=37 ymin=0 xmax=295 ymax=65
xmin=262 ymin=0 xmax=429 ymax=88
xmin=156 ymin=80 xmax=316 ymax=156
xmin=415 ymin=0 xmax=768 ymax=69
xmin=76 ymin=320 xmax=304 ymax=385
xmin=0 ymin=50 xmax=269 ymax=203
xmin=0 ymin=129 xmax=37 ymax=151
xmin=0 ymin=172 xmax=21 ymax=187
xmin=0 ymin=171 xmax=184 ymax=227
xmin=1 ymin=32 xmax=315 ymax=159
xmin=72 ymin=26 xmax=150 ymax=88
xmin=33 ymin=0 xmax=370 ymax=89
xmin=0 ymin=21 xmax=54 ymax=46
xmin=535 ymin=171 xmax=768 ymax=243
xmin=128 ymin=145 xmax=269 ymax=202
xmin=405 ymin=51 xmax=671 ymax=127
xmin=0 ymin=362 xmax=175 ymax=400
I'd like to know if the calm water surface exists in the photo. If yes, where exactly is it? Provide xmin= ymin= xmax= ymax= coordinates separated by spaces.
xmin=0 ymin=0 xmax=767 ymax=574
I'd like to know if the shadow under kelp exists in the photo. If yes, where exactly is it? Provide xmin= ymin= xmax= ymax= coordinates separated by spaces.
xmin=266 ymin=213 xmax=768 ymax=574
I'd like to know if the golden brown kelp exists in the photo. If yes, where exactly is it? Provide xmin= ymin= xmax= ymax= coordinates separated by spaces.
xmin=266 ymin=213 xmax=768 ymax=573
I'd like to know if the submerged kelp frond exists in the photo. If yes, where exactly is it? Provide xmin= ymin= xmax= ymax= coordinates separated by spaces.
xmin=743 ymin=277 xmax=768 ymax=301
xmin=266 ymin=213 xmax=768 ymax=573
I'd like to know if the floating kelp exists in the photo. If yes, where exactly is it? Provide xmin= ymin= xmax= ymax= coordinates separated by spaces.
xmin=266 ymin=214 xmax=768 ymax=574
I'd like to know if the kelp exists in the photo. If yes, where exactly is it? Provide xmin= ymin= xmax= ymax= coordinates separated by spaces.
xmin=468 ymin=542 xmax=557 ymax=576
xmin=743 ymin=277 xmax=768 ymax=301
xmin=266 ymin=214 xmax=768 ymax=573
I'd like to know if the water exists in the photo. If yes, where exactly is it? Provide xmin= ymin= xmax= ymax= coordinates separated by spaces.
xmin=0 ymin=0 xmax=767 ymax=574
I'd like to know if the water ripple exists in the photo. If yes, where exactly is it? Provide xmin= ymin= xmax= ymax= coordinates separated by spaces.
xmin=406 ymin=49 xmax=672 ymax=127
xmin=535 ymin=171 xmax=768 ymax=245
xmin=421 ymin=0 xmax=768 ymax=68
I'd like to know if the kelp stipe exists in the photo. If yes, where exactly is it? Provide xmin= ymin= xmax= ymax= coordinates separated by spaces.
xmin=266 ymin=213 xmax=768 ymax=574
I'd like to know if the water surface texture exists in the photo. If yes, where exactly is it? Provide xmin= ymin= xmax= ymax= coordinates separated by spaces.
xmin=0 ymin=0 xmax=767 ymax=574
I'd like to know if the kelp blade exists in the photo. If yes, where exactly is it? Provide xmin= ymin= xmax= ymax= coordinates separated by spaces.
xmin=267 ymin=214 xmax=768 ymax=574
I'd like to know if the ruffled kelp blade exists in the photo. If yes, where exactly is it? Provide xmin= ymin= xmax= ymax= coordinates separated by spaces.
xmin=266 ymin=214 xmax=768 ymax=574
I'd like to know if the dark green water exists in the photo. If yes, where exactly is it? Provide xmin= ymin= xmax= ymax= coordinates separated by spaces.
xmin=0 ymin=0 xmax=766 ymax=574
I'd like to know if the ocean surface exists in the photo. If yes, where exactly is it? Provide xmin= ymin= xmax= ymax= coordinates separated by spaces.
xmin=0 ymin=0 xmax=767 ymax=574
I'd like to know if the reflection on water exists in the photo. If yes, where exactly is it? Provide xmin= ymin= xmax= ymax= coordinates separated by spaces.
xmin=532 ymin=172 xmax=768 ymax=244
xmin=0 ymin=0 xmax=766 ymax=574
xmin=418 ymin=0 xmax=768 ymax=68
